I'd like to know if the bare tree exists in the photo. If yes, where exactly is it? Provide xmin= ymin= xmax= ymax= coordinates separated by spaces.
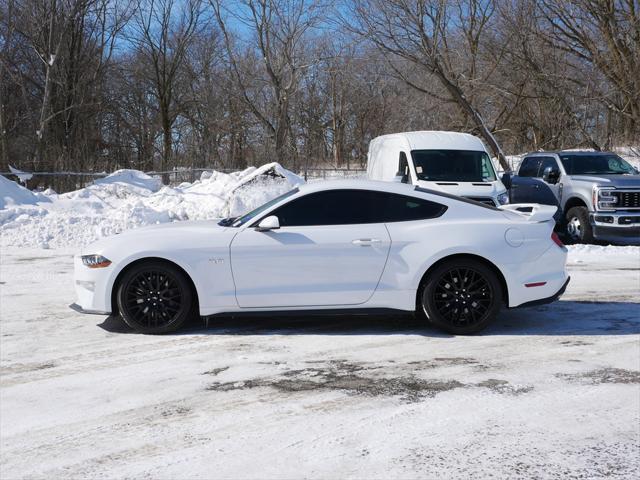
xmin=2 ymin=0 xmax=638 ymax=190
xmin=539 ymin=0 xmax=640 ymax=142
xmin=1 ymin=0 xmax=130 ymax=189
xmin=211 ymin=0 xmax=323 ymax=168
xmin=349 ymin=0 xmax=512 ymax=169
xmin=131 ymin=0 xmax=202 ymax=179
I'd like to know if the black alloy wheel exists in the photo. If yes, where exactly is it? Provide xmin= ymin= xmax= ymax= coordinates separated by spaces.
xmin=117 ymin=261 xmax=194 ymax=334
xmin=419 ymin=259 xmax=503 ymax=335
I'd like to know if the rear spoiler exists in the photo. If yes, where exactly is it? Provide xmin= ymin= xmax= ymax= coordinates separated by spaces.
xmin=499 ymin=204 xmax=558 ymax=222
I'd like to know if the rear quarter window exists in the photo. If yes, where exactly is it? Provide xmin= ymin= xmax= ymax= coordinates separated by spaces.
xmin=371 ymin=192 xmax=447 ymax=222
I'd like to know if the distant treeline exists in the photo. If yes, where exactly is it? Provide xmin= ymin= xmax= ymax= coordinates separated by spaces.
xmin=1 ymin=0 xmax=638 ymax=189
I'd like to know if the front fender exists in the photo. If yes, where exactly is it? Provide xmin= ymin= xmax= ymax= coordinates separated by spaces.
xmin=100 ymin=251 xmax=206 ymax=314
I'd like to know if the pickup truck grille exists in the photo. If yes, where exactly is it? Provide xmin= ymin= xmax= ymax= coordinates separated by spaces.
xmin=465 ymin=196 xmax=497 ymax=207
xmin=612 ymin=190 xmax=640 ymax=209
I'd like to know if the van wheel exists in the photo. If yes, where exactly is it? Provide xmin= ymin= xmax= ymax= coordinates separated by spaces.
xmin=419 ymin=259 xmax=503 ymax=335
xmin=565 ymin=206 xmax=594 ymax=244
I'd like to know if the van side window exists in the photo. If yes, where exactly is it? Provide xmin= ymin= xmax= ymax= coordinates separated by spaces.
xmin=519 ymin=157 xmax=541 ymax=177
xmin=398 ymin=152 xmax=410 ymax=184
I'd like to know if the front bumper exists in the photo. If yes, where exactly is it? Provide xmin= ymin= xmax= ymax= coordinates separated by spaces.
xmin=72 ymin=255 xmax=114 ymax=314
xmin=590 ymin=212 xmax=640 ymax=245
xmin=69 ymin=303 xmax=110 ymax=315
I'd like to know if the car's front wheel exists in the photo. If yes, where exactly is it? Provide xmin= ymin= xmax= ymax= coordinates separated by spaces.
xmin=419 ymin=259 xmax=503 ymax=335
xmin=565 ymin=206 xmax=594 ymax=244
xmin=116 ymin=261 xmax=195 ymax=334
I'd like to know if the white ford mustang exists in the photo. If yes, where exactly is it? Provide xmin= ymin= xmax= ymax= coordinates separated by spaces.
xmin=72 ymin=180 xmax=569 ymax=335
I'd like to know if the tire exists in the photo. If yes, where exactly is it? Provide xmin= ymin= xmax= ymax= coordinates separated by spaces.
xmin=419 ymin=259 xmax=503 ymax=335
xmin=116 ymin=261 xmax=195 ymax=334
xmin=565 ymin=206 xmax=594 ymax=244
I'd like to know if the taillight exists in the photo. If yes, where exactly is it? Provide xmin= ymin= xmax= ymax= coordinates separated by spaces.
xmin=551 ymin=231 xmax=564 ymax=248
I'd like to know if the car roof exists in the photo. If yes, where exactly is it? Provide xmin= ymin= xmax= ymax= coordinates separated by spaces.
xmin=296 ymin=179 xmax=501 ymax=211
xmin=372 ymin=130 xmax=486 ymax=152
xmin=525 ymin=150 xmax=618 ymax=157
xmin=299 ymin=179 xmax=418 ymax=195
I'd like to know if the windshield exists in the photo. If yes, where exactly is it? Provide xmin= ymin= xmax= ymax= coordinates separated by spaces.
xmin=224 ymin=188 xmax=299 ymax=227
xmin=411 ymin=150 xmax=497 ymax=182
xmin=560 ymin=154 xmax=636 ymax=175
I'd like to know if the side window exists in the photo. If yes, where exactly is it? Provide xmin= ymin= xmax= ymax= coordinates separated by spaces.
xmin=398 ymin=152 xmax=410 ymax=184
xmin=371 ymin=192 xmax=447 ymax=222
xmin=270 ymin=190 xmax=374 ymax=226
xmin=519 ymin=157 xmax=541 ymax=177
xmin=265 ymin=189 xmax=447 ymax=227
xmin=537 ymin=157 xmax=560 ymax=177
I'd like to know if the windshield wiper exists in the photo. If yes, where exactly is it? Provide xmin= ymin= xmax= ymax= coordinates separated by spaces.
xmin=217 ymin=216 xmax=238 ymax=227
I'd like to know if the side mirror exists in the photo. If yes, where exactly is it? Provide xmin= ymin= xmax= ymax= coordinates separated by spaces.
xmin=255 ymin=215 xmax=280 ymax=232
xmin=501 ymin=172 xmax=512 ymax=190
xmin=542 ymin=166 xmax=559 ymax=184
xmin=393 ymin=171 xmax=409 ymax=184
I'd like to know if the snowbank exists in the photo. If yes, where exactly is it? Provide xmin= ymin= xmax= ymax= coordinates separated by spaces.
xmin=567 ymin=244 xmax=640 ymax=268
xmin=0 ymin=163 xmax=303 ymax=249
xmin=0 ymin=174 xmax=48 ymax=209
xmin=93 ymin=169 xmax=162 ymax=192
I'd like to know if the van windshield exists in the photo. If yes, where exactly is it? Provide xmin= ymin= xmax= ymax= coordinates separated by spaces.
xmin=411 ymin=150 xmax=497 ymax=182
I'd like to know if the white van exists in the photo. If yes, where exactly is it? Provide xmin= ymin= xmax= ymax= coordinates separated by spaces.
xmin=367 ymin=131 xmax=509 ymax=206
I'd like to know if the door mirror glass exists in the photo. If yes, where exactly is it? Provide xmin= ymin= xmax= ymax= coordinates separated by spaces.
xmin=255 ymin=215 xmax=280 ymax=231
xmin=542 ymin=166 xmax=559 ymax=184
xmin=501 ymin=172 xmax=512 ymax=189
xmin=397 ymin=152 xmax=410 ymax=183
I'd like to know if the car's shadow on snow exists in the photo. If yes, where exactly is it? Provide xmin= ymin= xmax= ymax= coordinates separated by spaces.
xmin=97 ymin=300 xmax=640 ymax=336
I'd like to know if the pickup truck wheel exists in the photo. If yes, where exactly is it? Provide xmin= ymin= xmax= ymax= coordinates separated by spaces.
xmin=419 ymin=259 xmax=503 ymax=335
xmin=565 ymin=206 xmax=594 ymax=244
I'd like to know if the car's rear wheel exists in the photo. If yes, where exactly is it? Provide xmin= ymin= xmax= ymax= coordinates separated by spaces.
xmin=419 ymin=259 xmax=503 ymax=335
xmin=116 ymin=261 xmax=194 ymax=334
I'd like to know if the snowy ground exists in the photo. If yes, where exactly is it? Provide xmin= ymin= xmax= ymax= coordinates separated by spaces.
xmin=1 ymin=245 xmax=638 ymax=479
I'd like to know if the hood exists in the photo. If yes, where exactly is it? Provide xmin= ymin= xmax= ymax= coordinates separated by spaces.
xmin=568 ymin=174 xmax=640 ymax=188
xmin=415 ymin=179 xmax=505 ymax=198
xmin=81 ymin=220 xmax=230 ymax=255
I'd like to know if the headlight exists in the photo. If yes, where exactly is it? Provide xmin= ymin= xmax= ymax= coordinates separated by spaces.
xmin=593 ymin=187 xmax=617 ymax=211
xmin=497 ymin=192 xmax=509 ymax=205
xmin=81 ymin=254 xmax=112 ymax=268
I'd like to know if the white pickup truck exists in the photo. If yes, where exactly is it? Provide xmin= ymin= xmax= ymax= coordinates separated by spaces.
xmin=367 ymin=131 xmax=509 ymax=206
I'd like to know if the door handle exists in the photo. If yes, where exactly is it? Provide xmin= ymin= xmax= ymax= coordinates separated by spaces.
xmin=352 ymin=238 xmax=381 ymax=246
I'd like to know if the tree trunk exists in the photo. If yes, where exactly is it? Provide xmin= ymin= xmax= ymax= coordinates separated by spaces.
xmin=435 ymin=69 xmax=510 ymax=171
xmin=161 ymin=116 xmax=171 ymax=184
xmin=0 ymin=98 xmax=8 ymax=168
xmin=274 ymin=101 xmax=290 ymax=167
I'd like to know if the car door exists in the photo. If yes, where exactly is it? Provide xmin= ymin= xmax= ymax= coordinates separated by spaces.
xmin=511 ymin=157 xmax=541 ymax=203
xmin=229 ymin=189 xmax=392 ymax=308
xmin=536 ymin=156 xmax=562 ymax=201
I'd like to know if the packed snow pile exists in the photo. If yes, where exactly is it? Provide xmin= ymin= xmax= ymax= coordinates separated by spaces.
xmin=0 ymin=174 xmax=50 ymax=209
xmin=0 ymin=163 xmax=303 ymax=249
xmin=93 ymin=169 xmax=162 ymax=192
